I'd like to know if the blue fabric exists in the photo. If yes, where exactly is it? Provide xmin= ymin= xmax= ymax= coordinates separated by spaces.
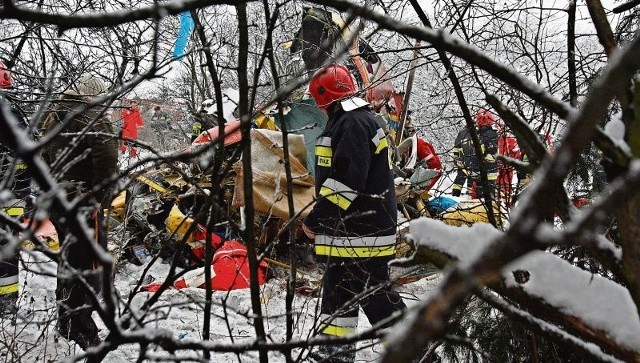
xmin=387 ymin=115 xmax=399 ymax=131
xmin=173 ymin=12 xmax=195 ymax=59
xmin=427 ymin=196 xmax=457 ymax=214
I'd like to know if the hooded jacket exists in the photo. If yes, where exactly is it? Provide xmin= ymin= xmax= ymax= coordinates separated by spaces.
xmin=41 ymin=93 xmax=118 ymax=204
xmin=303 ymin=106 xmax=397 ymax=258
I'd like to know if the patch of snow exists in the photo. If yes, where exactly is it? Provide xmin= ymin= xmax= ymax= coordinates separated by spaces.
xmin=409 ymin=217 xmax=499 ymax=261
xmin=205 ymin=88 xmax=239 ymax=122
xmin=604 ymin=113 xmax=631 ymax=154
xmin=594 ymin=235 xmax=622 ymax=260
xmin=6 ymin=248 xmax=439 ymax=362
xmin=504 ymin=251 xmax=640 ymax=351
xmin=410 ymin=217 xmax=640 ymax=353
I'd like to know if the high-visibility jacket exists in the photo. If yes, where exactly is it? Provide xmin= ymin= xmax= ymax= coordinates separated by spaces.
xmin=452 ymin=125 xmax=498 ymax=196
xmin=0 ymin=94 xmax=31 ymax=214
xmin=304 ymin=107 xmax=397 ymax=258
xmin=0 ymin=94 xmax=31 ymax=308
xmin=0 ymin=95 xmax=31 ymax=200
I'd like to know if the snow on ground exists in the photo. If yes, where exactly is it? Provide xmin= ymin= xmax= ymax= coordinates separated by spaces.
xmin=1 ymin=249 xmax=440 ymax=362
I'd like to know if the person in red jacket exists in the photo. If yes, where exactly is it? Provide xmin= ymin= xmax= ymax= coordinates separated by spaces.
xmin=120 ymin=100 xmax=144 ymax=157
xmin=496 ymin=122 xmax=522 ymax=206
xmin=406 ymin=125 xmax=442 ymax=192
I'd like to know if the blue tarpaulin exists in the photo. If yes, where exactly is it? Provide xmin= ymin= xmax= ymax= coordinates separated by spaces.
xmin=427 ymin=196 xmax=458 ymax=215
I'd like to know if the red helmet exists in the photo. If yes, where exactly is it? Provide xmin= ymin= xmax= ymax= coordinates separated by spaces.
xmin=0 ymin=61 xmax=12 ymax=89
xmin=309 ymin=64 xmax=358 ymax=110
xmin=475 ymin=108 xmax=495 ymax=127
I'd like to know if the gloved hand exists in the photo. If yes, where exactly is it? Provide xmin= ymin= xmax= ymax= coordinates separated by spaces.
xmin=451 ymin=189 xmax=461 ymax=197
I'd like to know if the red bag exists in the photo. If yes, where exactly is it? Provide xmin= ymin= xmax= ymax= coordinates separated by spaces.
xmin=189 ymin=230 xmax=224 ymax=260
xmin=173 ymin=240 xmax=268 ymax=291
xmin=209 ymin=240 xmax=268 ymax=290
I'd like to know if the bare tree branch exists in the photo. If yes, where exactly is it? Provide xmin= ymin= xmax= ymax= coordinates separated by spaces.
xmin=381 ymin=32 xmax=640 ymax=363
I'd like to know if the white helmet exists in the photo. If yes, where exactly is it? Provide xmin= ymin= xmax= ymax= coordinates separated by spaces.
xmin=201 ymin=99 xmax=214 ymax=108
xmin=67 ymin=73 xmax=107 ymax=97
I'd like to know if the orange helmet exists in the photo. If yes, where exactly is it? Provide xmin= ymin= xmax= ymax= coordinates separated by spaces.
xmin=475 ymin=108 xmax=495 ymax=127
xmin=309 ymin=64 xmax=358 ymax=110
xmin=0 ymin=61 xmax=12 ymax=89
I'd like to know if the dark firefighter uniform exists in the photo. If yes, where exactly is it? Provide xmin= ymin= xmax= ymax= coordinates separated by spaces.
xmin=452 ymin=124 xmax=499 ymax=198
xmin=41 ymin=91 xmax=118 ymax=349
xmin=0 ymin=95 xmax=31 ymax=314
xmin=304 ymin=106 xmax=405 ymax=362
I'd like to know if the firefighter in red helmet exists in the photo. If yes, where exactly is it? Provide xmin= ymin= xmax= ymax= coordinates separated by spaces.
xmin=451 ymin=108 xmax=499 ymax=199
xmin=303 ymin=64 xmax=405 ymax=363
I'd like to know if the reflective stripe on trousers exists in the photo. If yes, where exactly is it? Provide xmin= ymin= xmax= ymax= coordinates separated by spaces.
xmin=0 ymin=274 xmax=19 ymax=295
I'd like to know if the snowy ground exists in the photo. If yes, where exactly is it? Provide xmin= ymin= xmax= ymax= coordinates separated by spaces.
xmin=1 ymin=249 xmax=440 ymax=362
xmin=0 ymin=149 xmax=443 ymax=362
